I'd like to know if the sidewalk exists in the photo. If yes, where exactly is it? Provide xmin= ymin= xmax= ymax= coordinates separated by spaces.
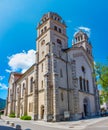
xmin=1 ymin=115 xmax=108 ymax=130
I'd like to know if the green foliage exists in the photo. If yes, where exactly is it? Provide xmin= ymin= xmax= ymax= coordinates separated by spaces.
xmin=9 ymin=112 xmax=16 ymax=118
xmin=95 ymin=62 xmax=108 ymax=88
xmin=20 ymin=115 xmax=31 ymax=120
xmin=95 ymin=60 xmax=108 ymax=103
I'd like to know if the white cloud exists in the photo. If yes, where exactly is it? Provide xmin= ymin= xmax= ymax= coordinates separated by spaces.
xmin=0 ymin=76 xmax=7 ymax=90
xmin=7 ymin=49 xmax=36 ymax=73
xmin=0 ymin=83 xmax=8 ymax=90
xmin=78 ymin=26 xmax=90 ymax=32
xmin=0 ymin=76 xmax=5 ymax=81
xmin=5 ymin=69 xmax=11 ymax=73
xmin=75 ymin=26 xmax=91 ymax=37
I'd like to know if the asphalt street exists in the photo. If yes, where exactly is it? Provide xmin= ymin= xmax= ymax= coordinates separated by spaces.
xmin=0 ymin=115 xmax=108 ymax=130
xmin=83 ymin=118 xmax=108 ymax=130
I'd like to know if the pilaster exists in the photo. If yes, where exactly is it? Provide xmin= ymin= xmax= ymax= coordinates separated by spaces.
xmin=44 ymin=54 xmax=52 ymax=121
xmin=10 ymin=94 xmax=13 ymax=114
xmin=16 ymin=85 xmax=21 ymax=117
xmin=33 ymin=64 xmax=38 ymax=120
xmin=71 ymin=60 xmax=79 ymax=119
xmin=23 ymin=80 xmax=27 ymax=116
xmin=51 ymin=54 xmax=59 ymax=121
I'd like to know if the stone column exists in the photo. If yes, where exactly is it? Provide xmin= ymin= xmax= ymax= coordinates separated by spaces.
xmin=44 ymin=74 xmax=50 ymax=121
xmin=13 ymin=83 xmax=16 ymax=114
xmin=10 ymin=94 xmax=13 ymax=114
xmin=16 ymin=85 xmax=21 ymax=117
xmin=33 ymin=64 xmax=38 ymax=120
xmin=16 ymin=92 xmax=20 ymax=117
xmin=51 ymin=54 xmax=59 ymax=121
xmin=23 ymin=78 xmax=28 ymax=116
xmin=44 ymin=54 xmax=52 ymax=121
xmin=23 ymin=88 xmax=27 ymax=115
xmin=71 ymin=60 xmax=79 ymax=120
xmin=5 ymin=97 xmax=8 ymax=116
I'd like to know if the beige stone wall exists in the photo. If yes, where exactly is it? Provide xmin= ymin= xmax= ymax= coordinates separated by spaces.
xmin=15 ymin=66 xmax=35 ymax=117
xmin=79 ymin=92 xmax=96 ymax=115
xmin=38 ymin=62 xmax=45 ymax=90
xmin=27 ymin=95 xmax=33 ymax=116
xmin=58 ymin=89 xmax=68 ymax=114
xmin=7 ymin=102 xmax=11 ymax=115
xmin=56 ymin=59 xmax=67 ymax=89
xmin=27 ymin=72 xmax=35 ymax=94
xmin=38 ymin=91 xmax=45 ymax=119
xmin=19 ymin=98 xmax=24 ymax=116
xmin=68 ymin=49 xmax=94 ymax=93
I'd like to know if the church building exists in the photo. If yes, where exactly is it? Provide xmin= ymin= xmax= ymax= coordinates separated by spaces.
xmin=5 ymin=12 xmax=100 ymax=121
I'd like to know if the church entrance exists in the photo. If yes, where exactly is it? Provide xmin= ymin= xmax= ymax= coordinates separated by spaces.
xmin=83 ymin=98 xmax=90 ymax=117
xmin=84 ymin=104 xmax=87 ymax=116
xmin=41 ymin=105 xmax=44 ymax=119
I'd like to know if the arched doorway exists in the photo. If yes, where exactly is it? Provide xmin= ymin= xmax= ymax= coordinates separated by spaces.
xmin=83 ymin=98 xmax=90 ymax=117
xmin=41 ymin=105 xmax=44 ymax=119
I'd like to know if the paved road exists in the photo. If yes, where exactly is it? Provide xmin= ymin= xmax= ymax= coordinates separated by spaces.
xmin=0 ymin=115 xmax=108 ymax=130
xmin=83 ymin=118 xmax=108 ymax=130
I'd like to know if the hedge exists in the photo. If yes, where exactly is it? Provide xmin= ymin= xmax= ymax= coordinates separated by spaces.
xmin=20 ymin=115 xmax=31 ymax=120
xmin=9 ymin=113 xmax=16 ymax=118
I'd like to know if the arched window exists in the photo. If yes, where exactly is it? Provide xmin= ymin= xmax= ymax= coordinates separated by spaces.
xmin=54 ymin=17 xmax=57 ymax=20
xmin=82 ymin=66 xmax=85 ymax=73
xmin=30 ymin=77 xmax=33 ymax=93
xmin=59 ymin=28 xmax=61 ymax=33
xmin=44 ymin=26 xmax=47 ymax=31
xmin=41 ymin=63 xmax=43 ymax=72
xmin=61 ymin=92 xmax=64 ymax=101
xmin=54 ymin=26 xmax=57 ymax=31
xmin=22 ymin=83 xmax=25 ymax=96
xmin=41 ymin=40 xmax=45 ymax=46
xmin=78 ymin=36 xmax=80 ymax=41
xmin=57 ymin=39 xmax=62 ymax=44
xmin=83 ymin=79 xmax=86 ymax=91
xmin=41 ymin=29 xmax=43 ymax=34
xmin=75 ymin=37 xmax=77 ymax=42
xmin=81 ymin=35 xmax=83 ymax=40
xmin=79 ymin=77 xmax=82 ymax=90
xmin=87 ymin=80 xmax=89 ymax=92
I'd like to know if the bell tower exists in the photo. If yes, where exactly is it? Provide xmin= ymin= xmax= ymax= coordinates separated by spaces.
xmin=36 ymin=12 xmax=68 ymax=61
xmin=36 ymin=12 xmax=68 ymax=121
xmin=72 ymin=30 xmax=92 ymax=60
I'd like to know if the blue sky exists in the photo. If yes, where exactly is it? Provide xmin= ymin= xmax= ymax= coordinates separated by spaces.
xmin=0 ymin=0 xmax=108 ymax=99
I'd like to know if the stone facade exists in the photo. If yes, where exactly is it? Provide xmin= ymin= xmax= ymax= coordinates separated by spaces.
xmin=6 ymin=12 xmax=100 ymax=121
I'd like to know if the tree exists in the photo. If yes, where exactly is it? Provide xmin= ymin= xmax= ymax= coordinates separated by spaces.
xmin=95 ymin=63 xmax=108 ymax=87
xmin=95 ymin=62 xmax=108 ymax=103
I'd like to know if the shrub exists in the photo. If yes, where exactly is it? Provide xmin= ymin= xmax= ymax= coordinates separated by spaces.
xmin=20 ymin=115 xmax=31 ymax=120
xmin=9 ymin=112 xmax=16 ymax=118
